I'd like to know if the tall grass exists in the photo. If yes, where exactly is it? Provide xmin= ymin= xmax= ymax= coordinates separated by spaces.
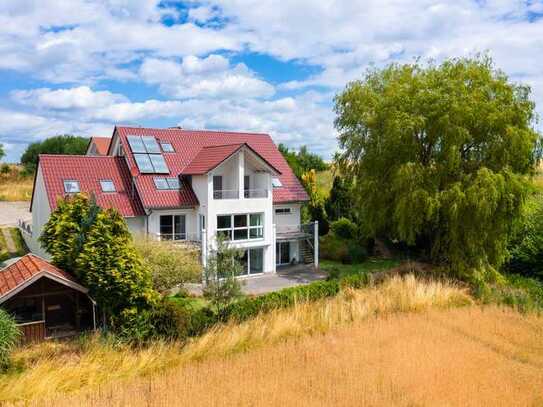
xmin=0 ymin=275 xmax=471 ymax=403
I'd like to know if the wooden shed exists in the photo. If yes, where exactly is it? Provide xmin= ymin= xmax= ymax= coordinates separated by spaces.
xmin=0 ymin=254 xmax=96 ymax=343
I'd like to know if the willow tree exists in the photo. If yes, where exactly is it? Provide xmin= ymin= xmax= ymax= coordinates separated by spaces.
xmin=334 ymin=56 xmax=541 ymax=281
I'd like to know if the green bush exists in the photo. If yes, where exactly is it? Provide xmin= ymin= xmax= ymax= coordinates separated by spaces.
xmin=507 ymin=193 xmax=543 ymax=279
xmin=474 ymin=274 xmax=543 ymax=312
xmin=223 ymin=280 xmax=340 ymax=322
xmin=134 ymin=238 xmax=202 ymax=292
xmin=0 ymin=309 xmax=20 ymax=370
xmin=331 ymin=218 xmax=357 ymax=239
xmin=320 ymin=233 xmax=368 ymax=264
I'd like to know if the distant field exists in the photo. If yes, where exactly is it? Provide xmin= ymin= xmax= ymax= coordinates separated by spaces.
xmin=34 ymin=306 xmax=543 ymax=407
xmin=0 ymin=165 xmax=33 ymax=201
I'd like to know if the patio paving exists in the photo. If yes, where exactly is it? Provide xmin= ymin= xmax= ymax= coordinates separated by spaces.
xmin=184 ymin=264 xmax=328 ymax=296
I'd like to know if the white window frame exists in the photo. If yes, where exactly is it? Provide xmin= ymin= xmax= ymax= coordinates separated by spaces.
xmin=99 ymin=179 xmax=116 ymax=193
xmin=272 ymin=177 xmax=282 ymax=188
xmin=63 ymin=180 xmax=80 ymax=193
xmin=159 ymin=214 xmax=186 ymax=241
xmin=275 ymin=208 xmax=291 ymax=215
xmin=216 ymin=213 xmax=264 ymax=241
xmin=160 ymin=142 xmax=175 ymax=152
xmin=239 ymin=247 xmax=265 ymax=275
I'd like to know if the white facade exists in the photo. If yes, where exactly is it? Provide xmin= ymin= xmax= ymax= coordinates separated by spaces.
xmin=27 ymin=145 xmax=313 ymax=276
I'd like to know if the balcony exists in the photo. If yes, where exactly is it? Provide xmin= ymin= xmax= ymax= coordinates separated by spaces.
xmin=213 ymin=188 xmax=269 ymax=200
xmin=276 ymin=223 xmax=316 ymax=241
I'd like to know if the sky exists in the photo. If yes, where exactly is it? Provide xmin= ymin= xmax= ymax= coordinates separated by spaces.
xmin=0 ymin=0 xmax=543 ymax=162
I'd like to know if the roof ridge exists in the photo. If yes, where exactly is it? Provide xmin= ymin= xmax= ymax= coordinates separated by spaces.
xmin=201 ymin=142 xmax=246 ymax=149
xmin=117 ymin=125 xmax=270 ymax=137
xmin=39 ymin=154 xmax=119 ymax=159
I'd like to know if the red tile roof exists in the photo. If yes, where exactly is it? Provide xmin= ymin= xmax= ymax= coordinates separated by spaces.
xmin=116 ymin=126 xmax=308 ymax=206
xmin=87 ymin=137 xmax=111 ymax=155
xmin=38 ymin=155 xmax=144 ymax=217
xmin=182 ymin=143 xmax=281 ymax=175
xmin=0 ymin=254 xmax=82 ymax=300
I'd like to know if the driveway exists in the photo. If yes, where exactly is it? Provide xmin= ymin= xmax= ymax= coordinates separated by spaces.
xmin=0 ymin=201 xmax=31 ymax=226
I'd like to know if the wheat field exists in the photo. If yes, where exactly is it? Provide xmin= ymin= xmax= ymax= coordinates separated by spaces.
xmin=3 ymin=276 xmax=543 ymax=406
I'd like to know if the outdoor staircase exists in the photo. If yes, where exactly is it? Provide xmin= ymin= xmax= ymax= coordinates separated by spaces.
xmin=300 ymin=239 xmax=314 ymax=264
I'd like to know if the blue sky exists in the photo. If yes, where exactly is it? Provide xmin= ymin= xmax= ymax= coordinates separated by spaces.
xmin=0 ymin=0 xmax=543 ymax=162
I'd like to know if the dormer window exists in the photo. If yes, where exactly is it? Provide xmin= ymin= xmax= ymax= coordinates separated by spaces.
xmin=272 ymin=177 xmax=282 ymax=188
xmin=100 ymin=179 xmax=116 ymax=192
xmin=63 ymin=180 xmax=80 ymax=193
xmin=161 ymin=142 xmax=174 ymax=152
xmin=154 ymin=177 xmax=181 ymax=190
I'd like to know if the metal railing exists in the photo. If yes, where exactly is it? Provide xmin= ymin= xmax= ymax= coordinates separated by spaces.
xmin=244 ymin=189 xmax=268 ymax=199
xmin=213 ymin=189 xmax=239 ymax=200
xmin=276 ymin=223 xmax=315 ymax=238
xmin=152 ymin=232 xmax=202 ymax=243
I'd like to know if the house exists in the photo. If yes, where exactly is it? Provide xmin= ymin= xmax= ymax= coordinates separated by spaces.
xmin=27 ymin=126 xmax=317 ymax=276
xmin=86 ymin=136 xmax=112 ymax=156
xmin=0 ymin=254 xmax=96 ymax=343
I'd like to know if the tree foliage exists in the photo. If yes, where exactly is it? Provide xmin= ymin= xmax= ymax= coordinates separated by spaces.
xmin=40 ymin=194 xmax=157 ymax=322
xmin=302 ymin=169 xmax=329 ymax=235
xmin=21 ymin=135 xmax=88 ymax=173
xmin=278 ymin=143 xmax=328 ymax=179
xmin=335 ymin=56 xmax=541 ymax=281
xmin=325 ymin=176 xmax=355 ymax=221
xmin=203 ymin=236 xmax=244 ymax=317
xmin=0 ymin=309 xmax=20 ymax=370
xmin=0 ymin=143 xmax=4 ymax=161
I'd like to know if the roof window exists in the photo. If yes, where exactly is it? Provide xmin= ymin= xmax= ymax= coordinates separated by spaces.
xmin=63 ymin=180 xmax=80 ymax=193
xmin=100 ymin=180 xmax=116 ymax=192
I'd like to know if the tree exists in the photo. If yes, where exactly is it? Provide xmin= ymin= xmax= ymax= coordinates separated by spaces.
xmin=76 ymin=209 xmax=157 ymax=319
xmin=40 ymin=194 xmax=157 ymax=324
xmin=0 ymin=309 xmax=20 ymax=371
xmin=203 ymin=236 xmax=244 ymax=318
xmin=278 ymin=143 xmax=328 ymax=179
xmin=0 ymin=143 xmax=4 ymax=162
xmin=325 ymin=176 xmax=354 ymax=221
xmin=21 ymin=135 xmax=89 ymax=174
xmin=335 ymin=56 xmax=541 ymax=281
xmin=302 ymin=169 xmax=330 ymax=235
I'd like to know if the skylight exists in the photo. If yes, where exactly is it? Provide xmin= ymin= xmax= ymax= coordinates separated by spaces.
xmin=272 ymin=177 xmax=282 ymax=188
xmin=160 ymin=142 xmax=175 ymax=152
xmin=154 ymin=177 xmax=181 ymax=190
xmin=100 ymin=179 xmax=115 ymax=192
xmin=63 ymin=180 xmax=80 ymax=193
xmin=127 ymin=135 xmax=170 ymax=174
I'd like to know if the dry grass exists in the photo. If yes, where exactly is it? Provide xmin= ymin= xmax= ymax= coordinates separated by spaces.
xmin=0 ymin=275 xmax=471 ymax=404
xmin=29 ymin=307 xmax=543 ymax=407
xmin=0 ymin=166 xmax=33 ymax=201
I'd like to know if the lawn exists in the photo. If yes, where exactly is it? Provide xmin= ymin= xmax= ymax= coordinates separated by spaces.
xmin=167 ymin=294 xmax=208 ymax=311
xmin=0 ymin=227 xmax=28 ymax=261
xmin=320 ymin=258 xmax=401 ymax=278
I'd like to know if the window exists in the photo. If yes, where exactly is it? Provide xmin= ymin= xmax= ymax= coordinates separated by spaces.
xmin=127 ymin=135 xmax=169 ymax=173
xmin=275 ymin=208 xmax=291 ymax=215
xmin=159 ymin=215 xmax=186 ymax=240
xmin=213 ymin=175 xmax=223 ymax=199
xmin=100 ymin=180 xmax=115 ymax=192
xmin=216 ymin=213 xmax=263 ymax=241
xmin=161 ymin=142 xmax=174 ymax=152
xmin=154 ymin=177 xmax=181 ymax=190
xmin=63 ymin=180 xmax=80 ymax=193
xmin=272 ymin=177 xmax=282 ymax=188
xmin=238 ymin=247 xmax=265 ymax=275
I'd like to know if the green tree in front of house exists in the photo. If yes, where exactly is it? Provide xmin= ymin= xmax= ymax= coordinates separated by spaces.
xmin=0 ymin=143 xmax=5 ymax=162
xmin=40 ymin=194 xmax=157 ymax=325
xmin=203 ymin=235 xmax=244 ymax=318
xmin=335 ymin=56 xmax=541 ymax=282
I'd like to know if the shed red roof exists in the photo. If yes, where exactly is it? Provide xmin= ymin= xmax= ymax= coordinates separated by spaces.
xmin=87 ymin=137 xmax=111 ymax=156
xmin=0 ymin=254 xmax=81 ymax=300
xmin=115 ymin=126 xmax=308 ymax=207
xmin=38 ymin=155 xmax=144 ymax=217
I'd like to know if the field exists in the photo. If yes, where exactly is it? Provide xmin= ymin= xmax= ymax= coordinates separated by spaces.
xmin=17 ymin=306 xmax=543 ymax=407
xmin=0 ymin=165 xmax=33 ymax=201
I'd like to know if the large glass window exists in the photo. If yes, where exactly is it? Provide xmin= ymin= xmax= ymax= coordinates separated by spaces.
xmin=237 ymin=247 xmax=264 ymax=275
xmin=216 ymin=213 xmax=264 ymax=241
xmin=159 ymin=215 xmax=186 ymax=240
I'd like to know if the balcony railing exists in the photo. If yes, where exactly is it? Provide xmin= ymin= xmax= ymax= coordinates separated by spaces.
xmin=244 ymin=189 xmax=268 ymax=198
xmin=152 ymin=232 xmax=201 ymax=243
xmin=213 ymin=189 xmax=239 ymax=200
xmin=276 ymin=223 xmax=315 ymax=239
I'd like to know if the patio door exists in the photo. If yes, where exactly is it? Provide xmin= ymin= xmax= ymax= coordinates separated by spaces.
xmin=276 ymin=242 xmax=290 ymax=265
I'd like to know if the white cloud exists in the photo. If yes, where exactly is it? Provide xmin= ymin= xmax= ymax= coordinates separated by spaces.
xmin=11 ymin=86 xmax=128 ymax=110
xmin=139 ymin=55 xmax=275 ymax=99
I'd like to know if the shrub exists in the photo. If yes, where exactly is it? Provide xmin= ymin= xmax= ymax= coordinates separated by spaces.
xmin=223 ymin=280 xmax=340 ymax=322
xmin=331 ymin=218 xmax=357 ymax=239
xmin=320 ymin=233 xmax=368 ymax=264
xmin=134 ymin=238 xmax=202 ymax=292
xmin=0 ymin=309 xmax=21 ymax=370
xmin=474 ymin=273 xmax=543 ymax=312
